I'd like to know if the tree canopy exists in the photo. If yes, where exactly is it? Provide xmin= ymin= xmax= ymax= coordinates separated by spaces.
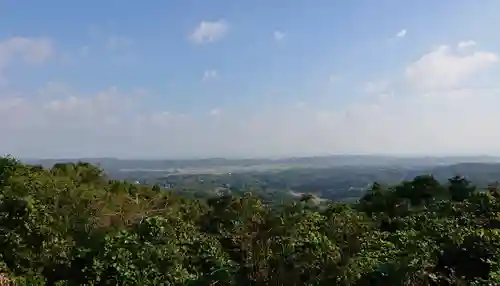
xmin=1 ymin=156 xmax=500 ymax=285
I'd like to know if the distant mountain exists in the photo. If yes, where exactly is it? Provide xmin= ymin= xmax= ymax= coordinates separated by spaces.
xmin=23 ymin=155 xmax=500 ymax=173
xmin=22 ymin=155 xmax=500 ymax=203
xmin=242 ymin=162 xmax=500 ymax=201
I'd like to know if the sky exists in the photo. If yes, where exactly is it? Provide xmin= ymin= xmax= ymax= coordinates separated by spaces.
xmin=1 ymin=0 xmax=500 ymax=159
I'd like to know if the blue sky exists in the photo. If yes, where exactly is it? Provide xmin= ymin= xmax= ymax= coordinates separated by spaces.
xmin=1 ymin=0 xmax=500 ymax=158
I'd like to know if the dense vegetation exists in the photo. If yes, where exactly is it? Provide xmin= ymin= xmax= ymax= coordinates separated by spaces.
xmin=110 ymin=162 xmax=500 ymax=204
xmin=2 ymin=156 xmax=500 ymax=285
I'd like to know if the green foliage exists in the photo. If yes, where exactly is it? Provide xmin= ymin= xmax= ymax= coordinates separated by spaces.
xmin=2 ymin=156 xmax=500 ymax=285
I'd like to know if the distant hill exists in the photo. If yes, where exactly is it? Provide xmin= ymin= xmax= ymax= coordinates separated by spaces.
xmin=22 ymin=156 xmax=500 ymax=202
xmin=413 ymin=163 xmax=500 ymax=186
xmin=23 ymin=155 xmax=500 ymax=174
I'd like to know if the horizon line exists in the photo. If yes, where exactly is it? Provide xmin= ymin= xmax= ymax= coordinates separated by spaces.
xmin=16 ymin=153 xmax=500 ymax=161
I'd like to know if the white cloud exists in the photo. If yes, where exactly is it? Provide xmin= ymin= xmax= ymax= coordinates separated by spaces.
xmin=273 ymin=30 xmax=285 ymax=42
xmin=405 ymin=42 xmax=498 ymax=90
xmin=364 ymin=80 xmax=391 ymax=94
xmin=0 ymin=37 xmax=53 ymax=86
xmin=189 ymin=20 xmax=229 ymax=44
xmin=202 ymin=70 xmax=218 ymax=82
xmin=37 ymin=81 xmax=73 ymax=97
xmin=0 ymin=37 xmax=53 ymax=68
xmin=395 ymin=29 xmax=407 ymax=38
xmin=458 ymin=40 xmax=477 ymax=50
xmin=209 ymin=108 xmax=221 ymax=116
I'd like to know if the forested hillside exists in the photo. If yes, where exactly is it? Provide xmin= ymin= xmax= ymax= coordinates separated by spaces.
xmin=2 ymin=156 xmax=500 ymax=285
xmin=116 ymin=163 xmax=500 ymax=204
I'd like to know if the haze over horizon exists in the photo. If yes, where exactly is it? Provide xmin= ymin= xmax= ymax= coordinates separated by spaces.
xmin=2 ymin=1 xmax=500 ymax=158
xmin=17 ymin=153 xmax=500 ymax=162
